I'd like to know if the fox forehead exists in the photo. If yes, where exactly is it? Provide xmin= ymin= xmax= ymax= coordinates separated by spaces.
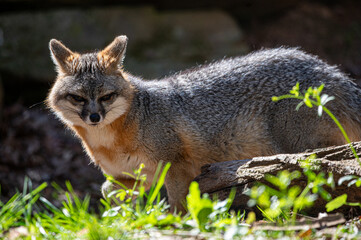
xmin=73 ymin=53 xmax=103 ymax=75
xmin=56 ymin=55 xmax=121 ymax=94
xmin=56 ymin=73 xmax=121 ymax=97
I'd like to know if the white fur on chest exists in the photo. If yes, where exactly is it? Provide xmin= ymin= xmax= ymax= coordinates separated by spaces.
xmin=85 ymin=126 xmax=115 ymax=149
xmin=98 ymin=151 xmax=154 ymax=180
xmin=83 ymin=126 xmax=155 ymax=181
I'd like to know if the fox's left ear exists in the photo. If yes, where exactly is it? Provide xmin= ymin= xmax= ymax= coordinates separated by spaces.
xmin=98 ymin=35 xmax=128 ymax=71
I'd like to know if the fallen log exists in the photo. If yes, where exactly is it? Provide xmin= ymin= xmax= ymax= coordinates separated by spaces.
xmin=194 ymin=142 xmax=361 ymax=218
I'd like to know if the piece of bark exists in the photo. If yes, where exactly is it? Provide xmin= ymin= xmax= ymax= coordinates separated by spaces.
xmin=194 ymin=142 xmax=361 ymax=218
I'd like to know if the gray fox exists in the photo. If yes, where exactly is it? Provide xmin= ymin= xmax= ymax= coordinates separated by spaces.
xmin=47 ymin=35 xmax=361 ymax=212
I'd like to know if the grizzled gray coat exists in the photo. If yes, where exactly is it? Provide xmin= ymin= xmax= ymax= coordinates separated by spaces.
xmin=48 ymin=36 xmax=361 ymax=212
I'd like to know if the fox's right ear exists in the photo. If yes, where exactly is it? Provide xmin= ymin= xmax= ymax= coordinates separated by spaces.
xmin=49 ymin=39 xmax=77 ymax=75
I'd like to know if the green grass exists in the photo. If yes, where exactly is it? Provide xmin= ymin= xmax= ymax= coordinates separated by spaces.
xmin=0 ymin=165 xmax=249 ymax=239
xmin=2 ymin=162 xmax=360 ymax=239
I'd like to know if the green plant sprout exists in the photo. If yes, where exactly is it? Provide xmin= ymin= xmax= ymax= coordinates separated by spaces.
xmin=272 ymin=82 xmax=360 ymax=163
xmin=247 ymin=154 xmax=334 ymax=223
xmin=325 ymin=176 xmax=361 ymax=212
xmin=186 ymin=181 xmax=238 ymax=232
xmin=103 ymin=161 xmax=171 ymax=210
xmin=270 ymin=83 xmax=361 ymax=214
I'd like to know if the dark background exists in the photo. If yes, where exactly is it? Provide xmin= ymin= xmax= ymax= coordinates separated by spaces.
xmin=1 ymin=0 xmax=360 ymax=207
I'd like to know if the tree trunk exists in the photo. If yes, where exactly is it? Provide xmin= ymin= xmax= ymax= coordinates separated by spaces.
xmin=194 ymin=142 xmax=361 ymax=218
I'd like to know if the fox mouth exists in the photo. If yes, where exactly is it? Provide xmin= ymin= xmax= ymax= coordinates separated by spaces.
xmin=85 ymin=120 xmax=102 ymax=126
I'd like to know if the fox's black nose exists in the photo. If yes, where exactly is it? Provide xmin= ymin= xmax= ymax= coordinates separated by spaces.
xmin=89 ymin=113 xmax=101 ymax=123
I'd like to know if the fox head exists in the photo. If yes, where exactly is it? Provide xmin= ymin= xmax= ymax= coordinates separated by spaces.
xmin=47 ymin=36 xmax=133 ymax=128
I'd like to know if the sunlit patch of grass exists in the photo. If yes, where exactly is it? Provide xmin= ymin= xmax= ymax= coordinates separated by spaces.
xmin=0 ymin=163 xmax=246 ymax=239
xmin=1 ymin=150 xmax=361 ymax=239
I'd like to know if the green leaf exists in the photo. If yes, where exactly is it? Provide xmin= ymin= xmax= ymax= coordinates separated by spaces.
xmin=265 ymin=174 xmax=282 ymax=189
xmin=186 ymin=182 xmax=213 ymax=231
xmin=122 ymin=172 xmax=136 ymax=179
xmin=115 ymin=190 xmax=127 ymax=201
xmin=102 ymin=206 xmax=121 ymax=217
xmin=320 ymin=94 xmax=334 ymax=106
xmin=40 ymin=197 xmax=60 ymax=213
xmin=287 ymin=186 xmax=301 ymax=199
xmin=264 ymin=207 xmax=282 ymax=220
xmin=304 ymin=96 xmax=313 ymax=108
xmin=318 ymin=188 xmax=331 ymax=201
xmin=338 ymin=175 xmax=356 ymax=185
xmin=62 ymin=208 xmax=70 ymax=217
xmin=317 ymin=84 xmax=324 ymax=94
xmin=296 ymin=101 xmax=304 ymax=111
xmin=290 ymin=170 xmax=301 ymax=180
xmin=147 ymin=162 xmax=171 ymax=206
xmin=290 ymin=82 xmax=300 ymax=96
xmin=306 ymin=86 xmax=313 ymax=95
xmin=326 ymin=194 xmax=347 ymax=212
xmin=197 ymin=207 xmax=213 ymax=226
xmin=312 ymin=88 xmax=318 ymax=99
xmin=157 ymin=214 xmax=180 ymax=226
xmin=246 ymin=211 xmax=256 ymax=224
xmin=356 ymin=178 xmax=361 ymax=187
xmin=257 ymin=190 xmax=271 ymax=208
xmin=327 ymin=173 xmax=335 ymax=189
xmin=272 ymin=96 xmax=279 ymax=102
xmin=317 ymin=106 xmax=323 ymax=117
xmin=294 ymin=194 xmax=317 ymax=211
xmin=304 ymin=169 xmax=316 ymax=181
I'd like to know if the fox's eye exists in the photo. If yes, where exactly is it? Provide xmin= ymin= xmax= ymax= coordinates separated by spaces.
xmin=68 ymin=94 xmax=86 ymax=102
xmin=99 ymin=93 xmax=116 ymax=102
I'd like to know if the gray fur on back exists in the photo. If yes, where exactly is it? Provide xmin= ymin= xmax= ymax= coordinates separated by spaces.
xmin=126 ymin=47 xmax=361 ymax=157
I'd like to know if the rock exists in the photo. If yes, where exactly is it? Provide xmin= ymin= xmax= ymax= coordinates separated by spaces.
xmin=0 ymin=7 xmax=247 ymax=82
xmin=195 ymin=142 xmax=361 ymax=218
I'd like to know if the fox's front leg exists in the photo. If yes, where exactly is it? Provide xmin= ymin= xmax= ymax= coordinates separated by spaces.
xmin=165 ymin=162 xmax=200 ymax=214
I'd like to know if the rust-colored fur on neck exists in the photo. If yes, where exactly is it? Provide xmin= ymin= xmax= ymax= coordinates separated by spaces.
xmin=72 ymin=113 xmax=138 ymax=164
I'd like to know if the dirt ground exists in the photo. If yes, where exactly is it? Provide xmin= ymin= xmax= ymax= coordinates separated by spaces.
xmin=0 ymin=104 xmax=104 ymax=207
